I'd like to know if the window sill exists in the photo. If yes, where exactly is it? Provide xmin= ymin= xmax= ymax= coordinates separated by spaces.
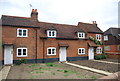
xmin=78 ymin=54 xmax=85 ymax=55
xmin=47 ymin=54 xmax=56 ymax=56
xmin=17 ymin=36 xmax=28 ymax=37
xmin=17 ymin=55 xmax=27 ymax=57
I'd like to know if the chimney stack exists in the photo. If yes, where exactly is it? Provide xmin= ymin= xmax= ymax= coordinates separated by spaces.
xmin=31 ymin=9 xmax=38 ymax=20
xmin=92 ymin=21 xmax=97 ymax=24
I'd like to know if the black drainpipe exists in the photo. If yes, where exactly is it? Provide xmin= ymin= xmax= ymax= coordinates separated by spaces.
xmin=42 ymin=38 xmax=45 ymax=63
xmin=36 ymin=28 xmax=38 ymax=63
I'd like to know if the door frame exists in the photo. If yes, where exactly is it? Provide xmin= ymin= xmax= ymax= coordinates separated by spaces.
xmin=4 ymin=45 xmax=13 ymax=65
xmin=88 ymin=47 xmax=94 ymax=60
xmin=59 ymin=47 xmax=67 ymax=62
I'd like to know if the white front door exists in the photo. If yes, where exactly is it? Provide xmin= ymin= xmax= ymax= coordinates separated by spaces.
xmin=59 ymin=47 xmax=67 ymax=62
xmin=88 ymin=47 xmax=94 ymax=60
xmin=4 ymin=45 xmax=13 ymax=64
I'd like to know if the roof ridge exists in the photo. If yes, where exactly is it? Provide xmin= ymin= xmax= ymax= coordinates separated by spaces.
xmin=2 ymin=15 xmax=31 ymax=19
xmin=39 ymin=21 xmax=77 ymax=27
xmin=79 ymin=22 xmax=93 ymax=25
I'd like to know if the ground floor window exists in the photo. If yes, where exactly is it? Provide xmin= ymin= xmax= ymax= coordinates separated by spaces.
xmin=17 ymin=48 xmax=27 ymax=57
xmin=78 ymin=48 xmax=85 ymax=55
xmin=47 ymin=47 xmax=56 ymax=55
xmin=96 ymin=47 xmax=102 ymax=54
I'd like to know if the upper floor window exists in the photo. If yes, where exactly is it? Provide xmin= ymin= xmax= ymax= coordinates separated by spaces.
xmin=78 ymin=32 xmax=85 ymax=38
xmin=96 ymin=47 xmax=102 ymax=54
xmin=47 ymin=47 xmax=56 ymax=55
xmin=17 ymin=48 xmax=27 ymax=57
xmin=78 ymin=48 xmax=85 ymax=55
xmin=17 ymin=28 xmax=28 ymax=37
xmin=104 ymin=35 xmax=108 ymax=41
xmin=96 ymin=34 xmax=101 ymax=41
xmin=47 ymin=30 xmax=56 ymax=37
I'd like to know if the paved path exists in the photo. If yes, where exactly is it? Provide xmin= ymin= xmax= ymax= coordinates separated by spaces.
xmin=0 ymin=66 xmax=11 ymax=81
xmin=65 ymin=62 xmax=113 ymax=76
xmin=92 ymin=60 xmax=120 ymax=65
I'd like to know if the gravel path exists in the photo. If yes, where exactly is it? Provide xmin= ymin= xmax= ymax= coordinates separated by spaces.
xmin=71 ymin=60 xmax=119 ymax=73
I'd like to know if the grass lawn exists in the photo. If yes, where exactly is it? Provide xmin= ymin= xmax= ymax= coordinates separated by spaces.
xmin=7 ymin=62 xmax=103 ymax=79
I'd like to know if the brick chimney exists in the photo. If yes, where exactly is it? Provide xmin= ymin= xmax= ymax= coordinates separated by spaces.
xmin=92 ymin=21 xmax=97 ymax=24
xmin=31 ymin=9 xmax=38 ymax=20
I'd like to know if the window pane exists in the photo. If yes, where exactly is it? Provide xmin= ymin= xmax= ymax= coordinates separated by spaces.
xmin=52 ymin=49 xmax=55 ymax=54
xmin=48 ymin=49 xmax=51 ymax=54
xmin=82 ymin=49 xmax=84 ymax=53
xmin=23 ymin=49 xmax=26 ymax=55
xmin=79 ymin=49 xmax=81 ymax=54
xmin=18 ymin=49 xmax=21 ymax=55
xmin=52 ymin=32 xmax=55 ymax=36
xmin=23 ymin=30 xmax=26 ymax=36
xmin=19 ymin=30 xmax=22 ymax=36
xmin=49 ymin=32 xmax=51 ymax=36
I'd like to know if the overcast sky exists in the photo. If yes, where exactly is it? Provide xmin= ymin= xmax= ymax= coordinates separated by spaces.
xmin=0 ymin=0 xmax=119 ymax=31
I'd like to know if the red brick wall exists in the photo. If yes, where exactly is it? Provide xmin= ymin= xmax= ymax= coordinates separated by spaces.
xmin=38 ymin=38 xmax=88 ymax=59
xmin=87 ymin=33 xmax=104 ymax=55
xmin=2 ymin=26 xmax=104 ymax=61
xmin=2 ymin=26 xmax=40 ymax=60
xmin=104 ymin=45 xmax=120 ymax=59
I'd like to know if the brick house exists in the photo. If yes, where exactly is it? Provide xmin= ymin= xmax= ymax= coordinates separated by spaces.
xmin=1 ymin=9 xmax=103 ymax=65
xmin=104 ymin=27 xmax=120 ymax=59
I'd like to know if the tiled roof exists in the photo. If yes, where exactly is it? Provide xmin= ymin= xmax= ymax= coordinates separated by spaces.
xmin=104 ymin=27 xmax=120 ymax=40
xmin=78 ymin=22 xmax=103 ymax=34
xmin=1 ymin=15 xmax=40 ymax=27
xmin=39 ymin=22 xmax=84 ymax=39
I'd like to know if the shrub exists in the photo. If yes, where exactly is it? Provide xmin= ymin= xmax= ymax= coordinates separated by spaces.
xmin=95 ymin=54 xmax=107 ymax=60
xmin=89 ymin=36 xmax=94 ymax=41
xmin=16 ymin=59 xmax=27 ymax=65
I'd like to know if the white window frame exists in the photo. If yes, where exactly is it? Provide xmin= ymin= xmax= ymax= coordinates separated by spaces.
xmin=104 ymin=35 xmax=108 ymax=41
xmin=17 ymin=48 xmax=27 ymax=57
xmin=17 ymin=28 xmax=28 ymax=37
xmin=96 ymin=47 xmax=102 ymax=54
xmin=78 ymin=48 xmax=85 ymax=55
xmin=78 ymin=32 xmax=85 ymax=38
xmin=96 ymin=34 xmax=101 ymax=41
xmin=47 ymin=47 xmax=56 ymax=55
xmin=47 ymin=30 xmax=56 ymax=37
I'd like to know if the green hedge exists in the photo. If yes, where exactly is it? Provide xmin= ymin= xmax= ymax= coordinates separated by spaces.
xmin=16 ymin=59 xmax=27 ymax=65
xmin=95 ymin=54 xmax=107 ymax=60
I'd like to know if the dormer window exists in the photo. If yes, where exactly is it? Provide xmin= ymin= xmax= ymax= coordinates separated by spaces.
xmin=104 ymin=35 xmax=108 ymax=41
xmin=78 ymin=32 xmax=85 ymax=38
xmin=96 ymin=34 xmax=101 ymax=41
xmin=47 ymin=30 xmax=56 ymax=37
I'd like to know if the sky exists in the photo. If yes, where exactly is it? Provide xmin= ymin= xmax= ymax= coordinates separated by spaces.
xmin=0 ymin=0 xmax=119 ymax=31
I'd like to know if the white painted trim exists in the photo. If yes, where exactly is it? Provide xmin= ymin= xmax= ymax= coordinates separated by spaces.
xmin=78 ymin=32 xmax=85 ymax=39
xmin=78 ymin=48 xmax=85 ymax=55
xmin=96 ymin=34 xmax=101 ymax=41
xmin=104 ymin=35 xmax=108 ymax=41
xmin=17 ymin=48 xmax=27 ymax=57
xmin=17 ymin=28 xmax=28 ymax=37
xmin=47 ymin=30 xmax=56 ymax=37
xmin=96 ymin=47 xmax=102 ymax=54
xmin=47 ymin=47 xmax=56 ymax=55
